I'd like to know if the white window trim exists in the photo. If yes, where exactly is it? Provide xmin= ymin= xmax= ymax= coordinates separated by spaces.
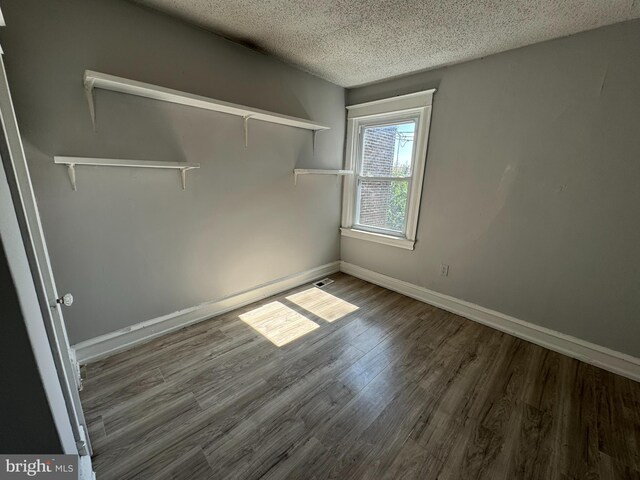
xmin=341 ymin=89 xmax=436 ymax=250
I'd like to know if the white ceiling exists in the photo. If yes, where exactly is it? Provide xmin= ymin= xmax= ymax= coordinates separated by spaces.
xmin=132 ymin=0 xmax=640 ymax=87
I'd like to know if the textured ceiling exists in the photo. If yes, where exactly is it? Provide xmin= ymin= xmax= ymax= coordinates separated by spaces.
xmin=131 ymin=0 xmax=640 ymax=87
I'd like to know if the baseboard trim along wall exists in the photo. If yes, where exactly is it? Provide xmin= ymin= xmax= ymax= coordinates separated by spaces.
xmin=75 ymin=258 xmax=640 ymax=382
xmin=340 ymin=261 xmax=640 ymax=383
xmin=74 ymin=261 xmax=340 ymax=364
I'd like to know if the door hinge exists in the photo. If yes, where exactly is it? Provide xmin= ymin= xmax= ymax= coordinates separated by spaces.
xmin=76 ymin=439 xmax=88 ymax=456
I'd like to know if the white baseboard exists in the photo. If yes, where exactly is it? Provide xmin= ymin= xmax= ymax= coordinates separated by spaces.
xmin=74 ymin=261 xmax=340 ymax=364
xmin=340 ymin=261 xmax=640 ymax=382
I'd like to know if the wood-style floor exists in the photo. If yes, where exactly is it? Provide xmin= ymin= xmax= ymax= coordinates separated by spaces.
xmin=80 ymin=273 xmax=640 ymax=480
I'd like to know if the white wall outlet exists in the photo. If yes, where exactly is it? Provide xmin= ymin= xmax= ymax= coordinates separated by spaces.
xmin=440 ymin=264 xmax=449 ymax=277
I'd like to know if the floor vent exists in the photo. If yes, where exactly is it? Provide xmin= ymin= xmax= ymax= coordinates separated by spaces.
xmin=313 ymin=278 xmax=334 ymax=288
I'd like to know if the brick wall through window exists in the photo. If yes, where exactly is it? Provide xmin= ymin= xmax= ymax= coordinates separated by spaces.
xmin=358 ymin=125 xmax=398 ymax=229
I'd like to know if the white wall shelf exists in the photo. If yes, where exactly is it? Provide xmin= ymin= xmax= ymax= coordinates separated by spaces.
xmin=83 ymin=71 xmax=330 ymax=148
xmin=293 ymin=169 xmax=353 ymax=185
xmin=54 ymin=156 xmax=200 ymax=191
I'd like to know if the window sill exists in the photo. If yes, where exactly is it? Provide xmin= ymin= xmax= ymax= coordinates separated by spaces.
xmin=340 ymin=228 xmax=415 ymax=250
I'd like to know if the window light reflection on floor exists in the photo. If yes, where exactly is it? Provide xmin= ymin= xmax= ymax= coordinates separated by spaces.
xmin=286 ymin=287 xmax=359 ymax=323
xmin=239 ymin=301 xmax=320 ymax=347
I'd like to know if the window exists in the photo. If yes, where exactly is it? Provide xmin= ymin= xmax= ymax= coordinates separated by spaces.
xmin=341 ymin=90 xmax=435 ymax=250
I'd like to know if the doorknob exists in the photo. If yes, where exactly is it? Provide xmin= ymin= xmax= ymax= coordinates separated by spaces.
xmin=56 ymin=293 xmax=74 ymax=307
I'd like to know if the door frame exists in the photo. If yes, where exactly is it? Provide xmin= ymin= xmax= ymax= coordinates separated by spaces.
xmin=0 ymin=10 xmax=94 ymax=477
xmin=0 ymin=55 xmax=91 ymax=452
xmin=0 ymin=101 xmax=78 ymax=454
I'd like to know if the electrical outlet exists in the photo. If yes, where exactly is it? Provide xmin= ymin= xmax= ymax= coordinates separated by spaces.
xmin=440 ymin=264 xmax=449 ymax=277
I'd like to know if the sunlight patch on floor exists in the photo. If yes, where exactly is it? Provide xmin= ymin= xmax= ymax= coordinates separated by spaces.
xmin=286 ymin=287 xmax=359 ymax=323
xmin=239 ymin=301 xmax=320 ymax=346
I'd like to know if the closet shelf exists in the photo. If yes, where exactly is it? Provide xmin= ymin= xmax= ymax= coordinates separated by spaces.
xmin=83 ymin=71 xmax=330 ymax=147
xmin=293 ymin=169 xmax=353 ymax=185
xmin=54 ymin=156 xmax=200 ymax=191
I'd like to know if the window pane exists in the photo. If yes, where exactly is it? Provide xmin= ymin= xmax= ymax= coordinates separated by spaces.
xmin=361 ymin=122 xmax=415 ymax=177
xmin=357 ymin=179 xmax=408 ymax=232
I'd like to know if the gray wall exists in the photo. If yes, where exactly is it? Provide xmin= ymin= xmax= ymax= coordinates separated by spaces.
xmin=0 ymin=0 xmax=345 ymax=344
xmin=344 ymin=20 xmax=640 ymax=358
xmin=0 ymin=237 xmax=61 ymax=453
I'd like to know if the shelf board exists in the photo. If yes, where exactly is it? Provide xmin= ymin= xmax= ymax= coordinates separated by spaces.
xmin=54 ymin=156 xmax=199 ymax=170
xmin=293 ymin=169 xmax=353 ymax=185
xmin=84 ymin=70 xmax=330 ymax=132
xmin=294 ymin=169 xmax=353 ymax=175
xmin=54 ymin=156 xmax=200 ymax=191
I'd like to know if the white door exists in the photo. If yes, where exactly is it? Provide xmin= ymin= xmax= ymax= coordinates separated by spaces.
xmin=0 ymin=56 xmax=92 ymax=457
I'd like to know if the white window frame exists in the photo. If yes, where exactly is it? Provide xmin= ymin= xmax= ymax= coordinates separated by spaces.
xmin=341 ymin=89 xmax=435 ymax=250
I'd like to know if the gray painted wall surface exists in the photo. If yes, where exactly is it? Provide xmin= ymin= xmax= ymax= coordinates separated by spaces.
xmin=0 ymin=239 xmax=61 ymax=453
xmin=344 ymin=21 xmax=640 ymax=357
xmin=0 ymin=0 xmax=345 ymax=344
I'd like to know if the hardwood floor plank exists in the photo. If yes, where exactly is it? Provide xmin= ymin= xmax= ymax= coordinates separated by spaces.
xmin=159 ymin=330 xmax=274 ymax=382
xmin=559 ymin=360 xmax=600 ymax=479
xmin=92 ymin=393 xmax=202 ymax=476
xmin=596 ymin=368 xmax=640 ymax=470
xmin=523 ymin=348 xmax=563 ymax=413
xmin=104 ymin=341 xmax=363 ymax=479
xmin=476 ymin=339 xmax=540 ymax=433
xmin=83 ymin=318 xmax=221 ymax=380
xmin=95 ymin=335 xmax=277 ymax=425
xmin=342 ymin=384 xmax=435 ymax=479
xmin=411 ymin=403 xmax=484 ymax=468
xmin=258 ymin=436 xmax=326 ymax=480
xmin=381 ymin=438 xmax=452 ymax=480
xmin=202 ymin=345 xmax=365 ymax=479
xmin=307 ymin=334 xmax=436 ymax=479
xmin=85 ymin=415 xmax=106 ymax=452
xmin=424 ymin=324 xmax=510 ymax=422
xmin=477 ymin=401 xmax=554 ymax=480
xmin=598 ymin=452 xmax=640 ymax=480
xmin=157 ymin=447 xmax=214 ymax=480
xmin=81 ymin=368 xmax=165 ymax=418
xmin=83 ymin=329 xmax=227 ymax=390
